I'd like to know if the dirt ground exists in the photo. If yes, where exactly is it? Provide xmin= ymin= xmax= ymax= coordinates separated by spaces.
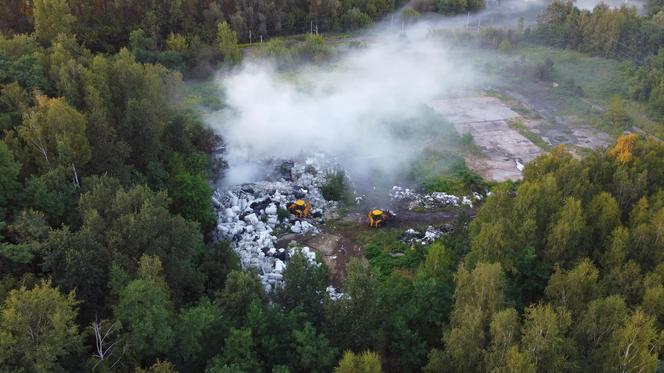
xmin=276 ymin=205 xmax=472 ymax=285
xmin=276 ymin=227 xmax=365 ymax=286
xmin=430 ymin=95 xmax=542 ymax=181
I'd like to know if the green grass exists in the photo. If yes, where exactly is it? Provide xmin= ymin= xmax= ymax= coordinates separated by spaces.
xmin=183 ymin=80 xmax=223 ymax=111
xmin=517 ymin=46 xmax=627 ymax=102
xmin=359 ymin=229 xmax=425 ymax=278
xmin=320 ymin=170 xmax=354 ymax=204
xmin=491 ymin=45 xmax=659 ymax=140
xmin=625 ymin=100 xmax=664 ymax=140
xmin=508 ymin=119 xmax=552 ymax=151
xmin=486 ymin=90 xmax=542 ymax=120
xmin=410 ymin=149 xmax=486 ymax=195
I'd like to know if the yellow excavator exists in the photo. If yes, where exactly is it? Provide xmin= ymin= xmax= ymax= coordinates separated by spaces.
xmin=368 ymin=209 xmax=388 ymax=228
xmin=289 ymin=199 xmax=312 ymax=218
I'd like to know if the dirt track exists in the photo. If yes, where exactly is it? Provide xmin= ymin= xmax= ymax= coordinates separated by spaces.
xmin=276 ymin=206 xmax=471 ymax=285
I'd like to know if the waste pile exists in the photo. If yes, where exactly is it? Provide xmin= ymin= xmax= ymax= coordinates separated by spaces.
xmin=214 ymin=154 xmax=341 ymax=293
xmin=389 ymin=186 xmax=480 ymax=209
xmin=401 ymin=225 xmax=452 ymax=246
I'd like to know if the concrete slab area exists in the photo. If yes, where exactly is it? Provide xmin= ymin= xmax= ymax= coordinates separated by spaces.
xmin=430 ymin=95 xmax=542 ymax=182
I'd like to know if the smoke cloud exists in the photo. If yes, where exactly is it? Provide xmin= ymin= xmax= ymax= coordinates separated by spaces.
xmin=206 ymin=0 xmax=641 ymax=188
xmin=207 ymin=26 xmax=485 ymax=187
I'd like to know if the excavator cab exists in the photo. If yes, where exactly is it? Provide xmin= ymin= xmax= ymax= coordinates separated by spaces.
xmin=289 ymin=199 xmax=312 ymax=218
xmin=368 ymin=209 xmax=387 ymax=228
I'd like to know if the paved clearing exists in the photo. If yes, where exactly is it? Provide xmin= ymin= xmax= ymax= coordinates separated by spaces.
xmin=430 ymin=95 xmax=542 ymax=181
xmin=503 ymin=86 xmax=612 ymax=152
xmin=430 ymin=86 xmax=614 ymax=181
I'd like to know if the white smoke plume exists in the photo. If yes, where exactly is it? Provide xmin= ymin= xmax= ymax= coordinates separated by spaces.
xmin=207 ymin=26 xmax=484 ymax=186
xmin=205 ymin=0 xmax=642 ymax=187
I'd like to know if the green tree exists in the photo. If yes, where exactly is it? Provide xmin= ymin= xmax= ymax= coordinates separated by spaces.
xmin=601 ymin=226 xmax=629 ymax=271
xmin=243 ymin=301 xmax=294 ymax=369
xmin=605 ymin=96 xmax=629 ymax=128
xmin=173 ymin=299 xmax=225 ymax=369
xmin=587 ymin=192 xmax=621 ymax=251
xmin=135 ymin=360 xmax=179 ymax=373
xmin=166 ymin=33 xmax=188 ymax=53
xmin=33 ymin=0 xmax=76 ymax=45
xmin=113 ymin=255 xmax=175 ymax=358
xmin=0 ymin=81 xmax=32 ymax=131
xmin=604 ymin=309 xmax=661 ymax=373
xmin=169 ymin=171 xmax=215 ymax=231
xmin=217 ymin=22 xmax=240 ymax=64
xmin=1 ymin=209 xmax=48 ymax=264
xmin=575 ymin=295 xmax=628 ymax=371
xmin=198 ymin=240 xmax=239 ymax=296
xmin=412 ymin=241 xmax=454 ymax=344
xmin=18 ymin=96 xmax=90 ymax=185
xmin=79 ymin=178 xmax=205 ymax=304
xmin=443 ymin=305 xmax=487 ymax=372
xmin=438 ymin=0 xmax=468 ymax=14
xmin=544 ymin=259 xmax=600 ymax=316
xmin=401 ymin=8 xmax=421 ymax=24
xmin=0 ymin=140 xmax=20 ymax=220
xmin=277 ymin=248 xmax=328 ymax=323
xmin=498 ymin=39 xmax=513 ymax=53
xmin=216 ymin=270 xmax=266 ymax=326
xmin=41 ymin=227 xmax=109 ymax=324
xmin=0 ymin=280 xmax=82 ymax=372
xmin=334 ymin=350 xmax=382 ymax=373
xmin=342 ymin=8 xmax=371 ymax=30
xmin=292 ymin=322 xmax=338 ymax=372
xmin=520 ymin=303 xmax=575 ymax=372
xmin=452 ymin=262 xmax=506 ymax=317
xmin=498 ymin=346 xmax=535 ymax=373
xmin=642 ymin=284 xmax=664 ymax=328
xmin=324 ymin=259 xmax=382 ymax=352
xmin=485 ymin=308 xmax=521 ymax=371
xmin=219 ymin=328 xmax=261 ymax=372
xmin=442 ymin=262 xmax=506 ymax=372
xmin=544 ymin=197 xmax=587 ymax=265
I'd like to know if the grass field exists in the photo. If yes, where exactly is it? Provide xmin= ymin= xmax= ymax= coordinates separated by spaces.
xmin=183 ymin=79 xmax=224 ymax=111
xmin=518 ymin=46 xmax=628 ymax=102
xmin=625 ymin=101 xmax=664 ymax=139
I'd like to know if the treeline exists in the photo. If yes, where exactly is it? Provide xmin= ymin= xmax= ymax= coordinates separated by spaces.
xmin=0 ymin=2 xmax=248 ymax=371
xmin=532 ymin=1 xmax=664 ymax=117
xmin=413 ymin=0 xmax=486 ymax=15
xmin=533 ymin=0 xmax=664 ymax=61
xmin=0 ymin=2 xmax=445 ymax=372
xmin=423 ymin=135 xmax=664 ymax=372
xmin=0 ymin=0 xmax=406 ymax=54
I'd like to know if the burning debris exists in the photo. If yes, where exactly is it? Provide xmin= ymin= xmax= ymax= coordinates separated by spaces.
xmin=214 ymin=155 xmax=342 ymax=292
xmin=389 ymin=186 xmax=480 ymax=209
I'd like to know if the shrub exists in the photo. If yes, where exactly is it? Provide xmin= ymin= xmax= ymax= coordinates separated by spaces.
xmin=321 ymin=171 xmax=348 ymax=202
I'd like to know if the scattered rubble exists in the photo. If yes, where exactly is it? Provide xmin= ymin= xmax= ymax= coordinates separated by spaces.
xmin=214 ymin=155 xmax=342 ymax=293
xmin=401 ymin=225 xmax=451 ymax=246
xmin=390 ymin=186 xmax=480 ymax=209
xmin=327 ymin=286 xmax=344 ymax=301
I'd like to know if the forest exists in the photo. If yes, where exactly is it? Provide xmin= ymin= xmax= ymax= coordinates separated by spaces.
xmin=2 ymin=0 xmax=664 ymax=372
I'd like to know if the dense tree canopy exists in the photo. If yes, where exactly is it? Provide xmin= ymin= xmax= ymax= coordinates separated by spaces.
xmin=3 ymin=0 xmax=664 ymax=372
